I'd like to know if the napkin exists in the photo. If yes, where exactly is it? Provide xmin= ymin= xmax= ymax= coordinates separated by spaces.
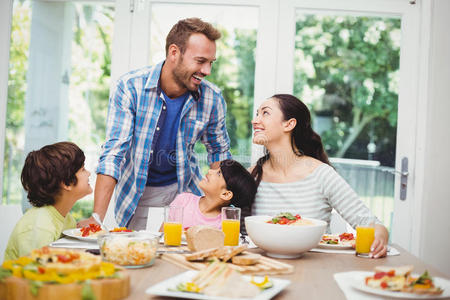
xmin=334 ymin=271 xmax=381 ymax=300
xmin=309 ymin=246 xmax=400 ymax=256
xmin=49 ymin=237 xmax=99 ymax=250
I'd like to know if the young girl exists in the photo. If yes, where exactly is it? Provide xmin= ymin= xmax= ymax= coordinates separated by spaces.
xmin=4 ymin=142 xmax=92 ymax=260
xmin=169 ymin=159 xmax=256 ymax=230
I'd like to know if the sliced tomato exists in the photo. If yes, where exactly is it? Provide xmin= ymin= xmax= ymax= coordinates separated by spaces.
xmin=374 ymin=272 xmax=387 ymax=279
xmin=381 ymin=281 xmax=388 ymax=289
xmin=57 ymin=254 xmax=72 ymax=263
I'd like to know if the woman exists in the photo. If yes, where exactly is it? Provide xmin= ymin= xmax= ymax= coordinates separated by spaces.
xmin=250 ymin=94 xmax=389 ymax=258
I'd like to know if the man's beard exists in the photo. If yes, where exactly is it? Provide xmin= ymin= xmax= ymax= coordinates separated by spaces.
xmin=172 ymin=56 xmax=197 ymax=92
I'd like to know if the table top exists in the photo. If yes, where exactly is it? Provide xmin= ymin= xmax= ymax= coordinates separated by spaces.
xmin=124 ymin=245 xmax=449 ymax=299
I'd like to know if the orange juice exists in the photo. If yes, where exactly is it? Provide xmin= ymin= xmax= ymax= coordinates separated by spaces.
xmin=222 ymin=219 xmax=240 ymax=246
xmin=355 ymin=226 xmax=375 ymax=255
xmin=164 ymin=222 xmax=182 ymax=246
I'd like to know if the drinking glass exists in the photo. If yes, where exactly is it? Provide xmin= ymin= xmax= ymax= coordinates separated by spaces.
xmin=163 ymin=205 xmax=183 ymax=246
xmin=221 ymin=207 xmax=241 ymax=246
xmin=355 ymin=216 xmax=375 ymax=257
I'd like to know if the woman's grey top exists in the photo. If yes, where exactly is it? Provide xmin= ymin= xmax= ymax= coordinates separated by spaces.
xmin=252 ymin=163 xmax=380 ymax=232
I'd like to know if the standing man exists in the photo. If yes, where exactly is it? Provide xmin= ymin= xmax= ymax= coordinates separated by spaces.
xmin=78 ymin=18 xmax=231 ymax=230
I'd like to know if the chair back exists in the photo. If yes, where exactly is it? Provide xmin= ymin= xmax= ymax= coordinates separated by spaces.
xmin=146 ymin=207 xmax=164 ymax=232
xmin=0 ymin=204 xmax=23 ymax=263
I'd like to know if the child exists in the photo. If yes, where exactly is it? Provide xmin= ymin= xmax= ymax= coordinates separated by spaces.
xmin=168 ymin=159 xmax=257 ymax=230
xmin=4 ymin=142 xmax=92 ymax=260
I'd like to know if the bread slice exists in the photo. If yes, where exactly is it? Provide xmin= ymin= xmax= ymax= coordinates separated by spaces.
xmin=186 ymin=225 xmax=225 ymax=252
xmin=185 ymin=247 xmax=220 ymax=261
xmin=231 ymin=253 xmax=261 ymax=266
xmin=220 ymin=245 xmax=248 ymax=262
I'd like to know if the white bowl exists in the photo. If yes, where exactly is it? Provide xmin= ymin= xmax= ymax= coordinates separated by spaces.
xmin=245 ymin=215 xmax=327 ymax=259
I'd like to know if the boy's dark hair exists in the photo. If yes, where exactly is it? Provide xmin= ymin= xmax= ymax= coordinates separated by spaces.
xmin=21 ymin=141 xmax=85 ymax=207
xmin=165 ymin=17 xmax=221 ymax=55
xmin=220 ymin=159 xmax=257 ymax=210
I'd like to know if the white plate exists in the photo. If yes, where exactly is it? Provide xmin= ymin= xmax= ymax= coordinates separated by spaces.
xmin=318 ymin=235 xmax=354 ymax=250
xmin=350 ymin=271 xmax=450 ymax=299
xmin=145 ymin=270 xmax=290 ymax=300
xmin=62 ymin=228 xmax=103 ymax=242
xmin=317 ymin=242 xmax=354 ymax=250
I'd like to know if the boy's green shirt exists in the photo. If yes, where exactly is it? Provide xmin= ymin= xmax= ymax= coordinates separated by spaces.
xmin=4 ymin=205 xmax=76 ymax=261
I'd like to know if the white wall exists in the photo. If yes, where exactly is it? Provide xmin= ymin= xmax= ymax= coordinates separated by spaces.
xmin=416 ymin=0 xmax=450 ymax=276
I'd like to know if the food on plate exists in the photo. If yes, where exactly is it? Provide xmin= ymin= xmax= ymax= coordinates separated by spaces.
xmin=215 ymin=245 xmax=248 ymax=262
xmin=79 ymin=223 xmax=106 ymax=237
xmin=185 ymin=247 xmax=221 ymax=261
xmin=110 ymin=227 xmax=133 ymax=233
xmin=365 ymin=265 xmax=443 ymax=295
xmin=320 ymin=232 xmax=355 ymax=246
xmin=231 ymin=253 xmax=261 ymax=266
xmin=185 ymin=225 xmax=225 ymax=252
xmin=173 ymin=260 xmax=271 ymax=298
xmin=0 ymin=247 xmax=129 ymax=300
xmin=266 ymin=212 xmax=314 ymax=226
xmin=339 ymin=232 xmax=354 ymax=241
xmin=98 ymin=232 xmax=158 ymax=267
xmin=185 ymin=245 xmax=248 ymax=263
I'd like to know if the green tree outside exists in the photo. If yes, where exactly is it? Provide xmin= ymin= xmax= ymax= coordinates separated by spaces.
xmin=294 ymin=15 xmax=400 ymax=166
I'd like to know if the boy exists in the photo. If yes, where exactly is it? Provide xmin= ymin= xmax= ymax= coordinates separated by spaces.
xmin=4 ymin=142 xmax=92 ymax=260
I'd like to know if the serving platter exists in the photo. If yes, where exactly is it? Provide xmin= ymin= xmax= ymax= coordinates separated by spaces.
xmin=161 ymin=249 xmax=294 ymax=275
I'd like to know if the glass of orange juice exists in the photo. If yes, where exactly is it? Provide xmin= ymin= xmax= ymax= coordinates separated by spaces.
xmin=163 ymin=205 xmax=183 ymax=246
xmin=355 ymin=216 xmax=375 ymax=257
xmin=221 ymin=207 xmax=241 ymax=246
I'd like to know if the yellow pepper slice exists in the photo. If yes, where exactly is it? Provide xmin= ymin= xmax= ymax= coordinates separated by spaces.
xmin=251 ymin=275 xmax=269 ymax=287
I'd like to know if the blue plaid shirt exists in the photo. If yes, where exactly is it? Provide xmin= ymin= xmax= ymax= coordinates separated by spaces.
xmin=96 ymin=62 xmax=232 ymax=226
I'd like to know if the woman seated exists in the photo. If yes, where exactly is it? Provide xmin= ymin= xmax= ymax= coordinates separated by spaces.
xmin=250 ymin=94 xmax=388 ymax=258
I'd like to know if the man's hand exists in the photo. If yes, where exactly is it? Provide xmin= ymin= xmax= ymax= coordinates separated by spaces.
xmin=77 ymin=216 xmax=98 ymax=228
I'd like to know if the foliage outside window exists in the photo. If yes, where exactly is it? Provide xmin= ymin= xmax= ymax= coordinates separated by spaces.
xmin=294 ymin=15 xmax=400 ymax=167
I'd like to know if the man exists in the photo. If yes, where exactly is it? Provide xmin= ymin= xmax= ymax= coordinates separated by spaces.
xmin=78 ymin=18 xmax=231 ymax=230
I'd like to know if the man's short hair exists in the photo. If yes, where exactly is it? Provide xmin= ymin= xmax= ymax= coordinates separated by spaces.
xmin=21 ymin=141 xmax=85 ymax=207
xmin=165 ymin=17 xmax=221 ymax=55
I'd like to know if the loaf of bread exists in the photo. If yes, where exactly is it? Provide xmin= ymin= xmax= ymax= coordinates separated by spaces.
xmin=186 ymin=225 xmax=225 ymax=252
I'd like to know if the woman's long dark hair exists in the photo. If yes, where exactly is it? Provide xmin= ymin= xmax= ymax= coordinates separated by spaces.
xmin=251 ymin=94 xmax=330 ymax=187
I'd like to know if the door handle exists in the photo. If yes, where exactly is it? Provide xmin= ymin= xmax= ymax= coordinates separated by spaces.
xmin=383 ymin=157 xmax=408 ymax=200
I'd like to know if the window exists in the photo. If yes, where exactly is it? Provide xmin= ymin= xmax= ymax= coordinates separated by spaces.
xmin=3 ymin=1 xmax=115 ymax=220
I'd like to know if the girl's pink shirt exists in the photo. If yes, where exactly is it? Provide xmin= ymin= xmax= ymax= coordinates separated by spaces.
xmin=170 ymin=193 xmax=222 ymax=230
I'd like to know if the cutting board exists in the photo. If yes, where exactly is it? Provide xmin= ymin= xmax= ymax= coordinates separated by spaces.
xmin=0 ymin=270 xmax=129 ymax=300
xmin=161 ymin=250 xmax=294 ymax=275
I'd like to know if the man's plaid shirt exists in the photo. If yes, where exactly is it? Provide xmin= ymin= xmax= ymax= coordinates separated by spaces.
xmin=96 ymin=61 xmax=232 ymax=226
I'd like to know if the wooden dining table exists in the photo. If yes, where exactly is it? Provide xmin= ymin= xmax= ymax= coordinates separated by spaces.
xmin=124 ymin=244 xmax=449 ymax=299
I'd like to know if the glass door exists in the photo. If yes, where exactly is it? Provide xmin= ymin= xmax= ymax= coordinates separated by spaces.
xmin=275 ymin=0 xmax=420 ymax=250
